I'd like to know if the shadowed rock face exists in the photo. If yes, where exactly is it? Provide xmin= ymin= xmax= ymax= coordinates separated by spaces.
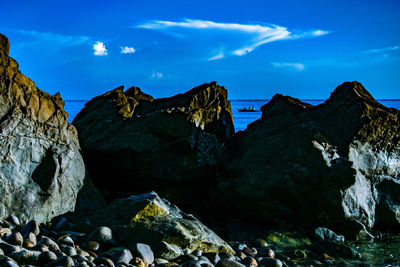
xmin=220 ymin=81 xmax=400 ymax=230
xmin=73 ymin=82 xmax=234 ymax=212
xmin=0 ymin=33 xmax=86 ymax=224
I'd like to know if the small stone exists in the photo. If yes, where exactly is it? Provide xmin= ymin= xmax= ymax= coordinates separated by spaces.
xmin=242 ymin=256 xmax=257 ymax=266
xmin=0 ymin=228 xmax=12 ymax=238
xmin=114 ymin=248 xmax=133 ymax=265
xmin=93 ymin=256 xmax=115 ymax=267
xmin=72 ymin=254 xmax=89 ymax=263
xmin=219 ymin=252 xmax=235 ymax=261
xmin=88 ymin=226 xmax=112 ymax=243
xmin=237 ymin=251 xmax=246 ymax=259
xmin=8 ymin=232 xmax=23 ymax=246
xmin=243 ymin=247 xmax=257 ymax=257
xmin=192 ymin=249 xmax=202 ymax=257
xmin=62 ymin=245 xmax=77 ymax=256
xmin=7 ymin=216 xmax=20 ymax=226
xmin=37 ymin=251 xmax=58 ymax=265
xmin=38 ymin=237 xmax=60 ymax=251
xmin=20 ymin=220 xmax=40 ymax=237
xmin=215 ymin=258 xmax=246 ymax=267
xmin=232 ymin=243 xmax=247 ymax=252
xmin=133 ymin=243 xmax=154 ymax=264
xmin=314 ymin=227 xmax=344 ymax=244
xmin=258 ymin=257 xmax=283 ymax=267
xmin=52 ymin=255 xmax=75 ymax=267
xmin=0 ymin=248 xmax=3 ymax=255
xmin=203 ymin=252 xmax=220 ymax=264
xmin=152 ymin=241 xmax=182 ymax=260
xmin=267 ymin=249 xmax=275 ymax=259
xmin=183 ymin=248 xmax=192 ymax=255
xmin=58 ymin=235 xmax=75 ymax=247
xmin=177 ymin=254 xmax=198 ymax=263
xmin=86 ymin=240 xmax=100 ymax=251
xmin=254 ymin=239 xmax=269 ymax=248
xmin=154 ymin=258 xmax=169 ymax=265
xmin=135 ymin=257 xmax=148 ymax=267
xmin=3 ymin=260 xmax=19 ymax=267
xmin=23 ymin=232 xmax=37 ymax=248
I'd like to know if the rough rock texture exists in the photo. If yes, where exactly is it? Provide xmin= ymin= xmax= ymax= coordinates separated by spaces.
xmin=80 ymin=192 xmax=234 ymax=258
xmin=73 ymin=82 xmax=234 ymax=211
xmin=0 ymin=33 xmax=86 ymax=224
xmin=221 ymin=81 xmax=400 ymax=230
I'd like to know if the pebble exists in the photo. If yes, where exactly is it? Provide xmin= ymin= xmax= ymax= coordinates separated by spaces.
xmin=258 ymin=257 xmax=283 ymax=267
xmin=0 ymin=227 xmax=12 ymax=238
xmin=8 ymin=232 xmax=23 ymax=246
xmin=232 ymin=243 xmax=247 ymax=252
xmin=215 ymin=258 xmax=246 ymax=267
xmin=113 ymin=248 xmax=133 ymax=265
xmin=242 ymin=256 xmax=258 ymax=266
xmin=203 ymin=252 xmax=221 ymax=264
xmin=243 ymin=247 xmax=257 ymax=257
xmin=154 ymin=258 xmax=170 ymax=265
xmin=38 ymin=237 xmax=60 ymax=251
xmin=37 ymin=251 xmax=58 ymax=265
xmin=192 ymin=249 xmax=202 ymax=257
xmin=52 ymin=255 xmax=75 ymax=267
xmin=133 ymin=243 xmax=154 ymax=264
xmin=20 ymin=220 xmax=40 ymax=237
xmin=86 ymin=240 xmax=100 ymax=251
xmin=7 ymin=216 xmax=20 ymax=226
xmin=23 ymin=232 xmax=37 ymax=248
xmin=62 ymin=245 xmax=77 ymax=256
xmin=58 ymin=235 xmax=75 ymax=247
xmin=88 ymin=226 xmax=112 ymax=243
xmin=93 ymin=256 xmax=116 ymax=267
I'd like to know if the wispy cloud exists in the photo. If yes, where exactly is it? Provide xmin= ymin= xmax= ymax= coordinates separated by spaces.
xmin=208 ymin=52 xmax=224 ymax=61
xmin=120 ymin=46 xmax=136 ymax=54
xmin=362 ymin=45 xmax=399 ymax=54
xmin=93 ymin=41 xmax=108 ymax=56
xmin=135 ymin=19 xmax=329 ymax=58
xmin=151 ymin=71 xmax=163 ymax=79
xmin=271 ymin=62 xmax=305 ymax=71
xmin=1 ymin=28 xmax=90 ymax=51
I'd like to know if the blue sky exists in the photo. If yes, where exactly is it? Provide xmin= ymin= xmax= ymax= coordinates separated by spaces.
xmin=1 ymin=0 xmax=399 ymax=99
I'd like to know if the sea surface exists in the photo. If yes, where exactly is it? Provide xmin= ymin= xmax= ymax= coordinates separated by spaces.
xmin=65 ymin=99 xmax=400 ymax=131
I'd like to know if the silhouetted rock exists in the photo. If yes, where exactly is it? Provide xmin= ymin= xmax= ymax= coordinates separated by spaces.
xmin=0 ymin=33 xmax=87 ymax=223
xmin=220 ymin=81 xmax=400 ymax=231
xmin=73 ymin=82 xmax=234 ymax=212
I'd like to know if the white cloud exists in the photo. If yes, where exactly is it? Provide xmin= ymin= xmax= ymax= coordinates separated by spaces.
xmin=208 ymin=53 xmax=224 ymax=61
xmin=121 ymin=46 xmax=136 ymax=54
xmin=362 ymin=45 xmax=399 ymax=54
xmin=136 ymin=19 xmax=329 ymax=58
xmin=93 ymin=41 xmax=108 ymax=56
xmin=271 ymin=62 xmax=305 ymax=71
xmin=151 ymin=71 xmax=163 ymax=79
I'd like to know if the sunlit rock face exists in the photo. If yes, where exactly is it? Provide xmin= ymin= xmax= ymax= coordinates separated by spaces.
xmin=220 ymin=81 xmax=400 ymax=230
xmin=73 ymin=81 xmax=234 ymax=213
xmin=0 ymin=33 xmax=86 ymax=224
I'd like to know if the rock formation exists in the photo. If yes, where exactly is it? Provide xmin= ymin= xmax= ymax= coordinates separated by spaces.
xmin=220 ymin=81 xmax=400 ymax=231
xmin=78 ymin=192 xmax=234 ymax=258
xmin=73 ymin=82 xmax=234 ymax=212
xmin=0 ymin=33 xmax=86 ymax=224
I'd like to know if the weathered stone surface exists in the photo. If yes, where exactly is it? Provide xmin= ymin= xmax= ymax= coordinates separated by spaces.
xmin=0 ymin=33 xmax=86 ymax=224
xmin=220 ymin=81 xmax=400 ymax=230
xmin=79 ymin=192 xmax=233 ymax=258
xmin=73 ymin=82 xmax=234 ymax=212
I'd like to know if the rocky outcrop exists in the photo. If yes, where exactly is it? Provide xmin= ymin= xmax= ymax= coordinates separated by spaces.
xmin=220 ymin=82 xmax=400 ymax=231
xmin=79 ymin=192 xmax=234 ymax=258
xmin=0 ymin=33 xmax=86 ymax=223
xmin=73 ymin=82 xmax=234 ymax=212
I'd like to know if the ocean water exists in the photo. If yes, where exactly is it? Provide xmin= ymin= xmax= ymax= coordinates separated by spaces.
xmin=65 ymin=99 xmax=400 ymax=132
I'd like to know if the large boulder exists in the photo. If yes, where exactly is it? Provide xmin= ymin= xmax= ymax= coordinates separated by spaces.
xmin=73 ymin=82 xmax=234 ymax=212
xmin=220 ymin=81 xmax=400 ymax=230
xmin=0 ymin=33 xmax=86 ymax=223
xmin=80 ymin=191 xmax=234 ymax=258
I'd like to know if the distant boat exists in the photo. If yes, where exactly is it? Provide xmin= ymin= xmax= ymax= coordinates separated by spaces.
xmin=237 ymin=108 xmax=260 ymax=112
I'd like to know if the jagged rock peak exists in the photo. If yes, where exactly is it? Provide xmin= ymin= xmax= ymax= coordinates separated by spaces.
xmin=261 ymin=94 xmax=314 ymax=118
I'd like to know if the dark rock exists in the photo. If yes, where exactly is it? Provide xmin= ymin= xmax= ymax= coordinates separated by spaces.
xmin=133 ymin=243 xmax=154 ymax=264
xmin=20 ymin=220 xmax=40 ymax=237
xmin=258 ymin=257 xmax=283 ymax=267
xmin=113 ymin=248 xmax=133 ymax=265
xmin=8 ymin=232 xmax=23 ymax=246
xmin=23 ymin=232 xmax=37 ymax=248
xmin=0 ymin=33 xmax=86 ymax=224
xmin=203 ymin=252 xmax=220 ymax=264
xmin=152 ymin=241 xmax=182 ymax=260
xmin=313 ymin=227 xmax=344 ymax=243
xmin=88 ymin=226 xmax=112 ymax=243
xmin=192 ymin=249 xmax=202 ymax=257
xmin=37 ymin=251 xmax=57 ymax=265
xmin=310 ymin=240 xmax=361 ymax=259
xmin=85 ymin=240 xmax=100 ymax=251
xmin=215 ymin=258 xmax=245 ymax=267
xmin=51 ymin=255 xmax=75 ymax=266
xmin=93 ymin=256 xmax=115 ymax=267
xmin=73 ymin=82 xmax=234 ymax=214
xmin=220 ymin=81 xmax=400 ymax=228
xmin=242 ymin=256 xmax=257 ymax=266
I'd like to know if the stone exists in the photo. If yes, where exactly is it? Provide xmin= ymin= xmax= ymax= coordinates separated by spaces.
xmin=242 ymin=256 xmax=257 ymax=266
xmin=192 ymin=249 xmax=202 ymax=257
xmin=88 ymin=226 xmax=112 ymax=243
xmin=20 ymin=220 xmax=40 ymax=236
xmin=23 ymin=232 xmax=37 ymax=248
xmin=203 ymin=252 xmax=220 ymax=264
xmin=258 ymin=257 xmax=283 ymax=267
xmin=73 ymin=82 xmax=234 ymax=215
xmin=152 ymin=241 xmax=182 ymax=260
xmin=314 ymin=227 xmax=344 ymax=243
xmin=215 ymin=258 xmax=245 ymax=267
xmin=51 ymin=255 xmax=75 ymax=267
xmin=86 ymin=240 xmax=100 ymax=251
xmin=58 ymin=235 xmax=75 ymax=247
xmin=8 ymin=232 xmax=23 ymax=246
xmin=38 ymin=237 xmax=60 ymax=251
xmin=78 ymin=192 xmax=233 ymax=258
xmin=93 ymin=256 xmax=115 ymax=267
xmin=243 ymin=247 xmax=257 ymax=257
xmin=0 ymin=33 xmax=87 ymax=224
xmin=220 ymin=81 xmax=400 ymax=229
xmin=37 ymin=251 xmax=57 ymax=265
xmin=133 ymin=243 xmax=154 ymax=264
xmin=113 ymin=248 xmax=133 ymax=265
